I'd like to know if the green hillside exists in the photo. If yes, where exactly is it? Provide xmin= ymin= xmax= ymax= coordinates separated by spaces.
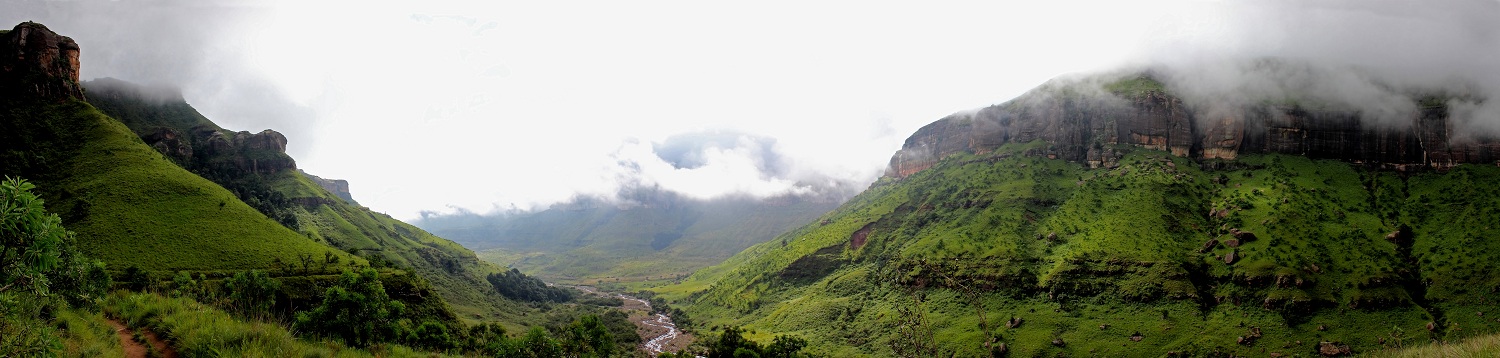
xmin=0 ymin=98 xmax=360 ymax=272
xmin=83 ymin=80 xmax=536 ymax=323
xmin=417 ymin=194 xmax=839 ymax=285
xmin=660 ymin=141 xmax=1500 ymax=356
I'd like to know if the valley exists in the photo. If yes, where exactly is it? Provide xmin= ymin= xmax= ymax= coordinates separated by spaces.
xmin=4 ymin=2 xmax=1500 ymax=356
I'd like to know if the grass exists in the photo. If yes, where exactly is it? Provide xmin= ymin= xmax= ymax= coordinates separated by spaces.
xmin=1373 ymin=332 xmax=1500 ymax=357
xmin=81 ymin=79 xmax=546 ymax=327
xmin=660 ymin=142 xmax=1500 ymax=356
xmin=102 ymin=291 xmax=448 ymax=357
xmin=55 ymin=309 xmax=126 ymax=358
xmin=0 ymin=99 xmax=361 ymax=272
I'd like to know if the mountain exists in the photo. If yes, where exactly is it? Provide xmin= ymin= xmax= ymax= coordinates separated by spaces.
xmin=888 ymin=73 xmax=1495 ymax=178
xmin=82 ymin=77 xmax=536 ymax=322
xmin=415 ymin=189 xmax=841 ymax=284
xmin=0 ymin=22 xmax=358 ymax=273
xmin=659 ymin=71 xmax=1500 ymax=356
xmin=0 ymin=21 xmax=545 ymax=329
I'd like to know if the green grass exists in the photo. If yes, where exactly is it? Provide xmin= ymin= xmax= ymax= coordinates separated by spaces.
xmin=1372 ymin=332 xmax=1500 ymax=357
xmin=55 ymin=309 xmax=125 ymax=358
xmin=81 ymin=80 xmax=545 ymax=327
xmin=661 ymin=143 xmax=1500 ymax=356
xmin=0 ymin=99 xmax=361 ymax=272
xmin=102 ymin=291 xmax=448 ymax=357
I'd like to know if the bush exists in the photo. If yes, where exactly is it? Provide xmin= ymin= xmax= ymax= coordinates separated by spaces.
xmin=224 ymin=270 xmax=278 ymax=318
xmin=295 ymin=268 xmax=405 ymax=348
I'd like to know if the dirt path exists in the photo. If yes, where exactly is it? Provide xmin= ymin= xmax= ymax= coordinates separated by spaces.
xmin=107 ymin=318 xmax=178 ymax=358
xmin=107 ymin=319 xmax=147 ymax=358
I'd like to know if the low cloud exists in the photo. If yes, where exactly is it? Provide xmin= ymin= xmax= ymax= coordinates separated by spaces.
xmin=1121 ymin=0 xmax=1500 ymax=135
xmin=582 ymin=131 xmax=861 ymax=209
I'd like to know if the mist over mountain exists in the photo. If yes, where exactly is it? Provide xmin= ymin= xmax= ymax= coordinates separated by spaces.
xmin=414 ymin=184 xmax=843 ymax=284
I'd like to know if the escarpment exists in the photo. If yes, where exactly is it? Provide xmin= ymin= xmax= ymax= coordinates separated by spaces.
xmin=84 ymin=78 xmax=299 ymax=177
xmin=887 ymin=76 xmax=1499 ymax=178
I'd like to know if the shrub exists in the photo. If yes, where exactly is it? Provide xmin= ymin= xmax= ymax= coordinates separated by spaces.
xmin=224 ymin=270 xmax=278 ymax=318
xmin=295 ymin=268 xmax=405 ymax=348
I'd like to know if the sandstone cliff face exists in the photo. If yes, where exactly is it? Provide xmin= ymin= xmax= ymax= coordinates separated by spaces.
xmin=887 ymin=78 xmax=1500 ymax=177
xmin=0 ymin=22 xmax=83 ymax=100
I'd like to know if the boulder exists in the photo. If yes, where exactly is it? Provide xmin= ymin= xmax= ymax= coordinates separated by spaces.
xmin=1317 ymin=341 xmax=1351 ymax=356
xmin=1198 ymin=238 xmax=1219 ymax=253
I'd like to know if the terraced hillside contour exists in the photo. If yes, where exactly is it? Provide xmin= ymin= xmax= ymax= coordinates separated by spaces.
xmin=662 ymin=74 xmax=1500 ymax=356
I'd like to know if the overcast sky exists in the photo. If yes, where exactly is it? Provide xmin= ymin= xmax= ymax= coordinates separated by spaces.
xmin=3 ymin=0 xmax=1497 ymax=220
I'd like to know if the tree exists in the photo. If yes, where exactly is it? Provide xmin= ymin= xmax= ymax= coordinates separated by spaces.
xmin=295 ymin=268 xmax=406 ymax=347
xmin=0 ymin=177 xmax=109 ymax=356
xmin=763 ymin=335 xmax=808 ymax=358
xmin=518 ymin=326 xmax=562 ymax=358
xmin=412 ymin=320 xmax=455 ymax=351
xmin=564 ymin=314 xmax=615 ymax=357
xmin=224 ymin=270 xmax=279 ymax=318
xmin=708 ymin=327 xmax=761 ymax=358
xmin=707 ymin=327 xmax=808 ymax=358
xmin=0 ymin=177 xmax=65 ymax=294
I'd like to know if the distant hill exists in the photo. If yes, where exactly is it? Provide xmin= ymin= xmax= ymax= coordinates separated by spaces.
xmin=660 ymin=71 xmax=1500 ymax=356
xmin=415 ymin=190 xmax=841 ymax=284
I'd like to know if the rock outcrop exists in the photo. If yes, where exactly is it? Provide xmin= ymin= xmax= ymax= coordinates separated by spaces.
xmin=0 ymin=22 xmax=83 ymax=100
xmin=141 ymin=125 xmax=296 ymax=176
xmin=83 ymin=78 xmax=299 ymax=177
xmin=887 ymin=75 xmax=1500 ymax=178
xmin=302 ymin=170 xmax=358 ymax=205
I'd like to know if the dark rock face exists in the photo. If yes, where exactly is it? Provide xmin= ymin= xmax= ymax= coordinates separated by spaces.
xmin=886 ymin=77 xmax=1500 ymax=178
xmin=0 ymin=22 xmax=84 ymax=100
xmin=142 ymin=126 xmax=296 ymax=176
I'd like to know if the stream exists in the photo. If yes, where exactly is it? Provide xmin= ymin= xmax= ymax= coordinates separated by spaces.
xmin=564 ymin=285 xmax=692 ymax=355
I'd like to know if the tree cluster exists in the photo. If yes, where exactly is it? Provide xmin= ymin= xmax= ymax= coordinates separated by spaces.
xmin=691 ymin=326 xmax=809 ymax=358
xmin=486 ymin=268 xmax=576 ymax=303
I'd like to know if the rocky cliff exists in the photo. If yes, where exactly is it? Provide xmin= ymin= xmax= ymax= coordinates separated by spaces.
xmin=888 ymin=75 xmax=1500 ymax=177
xmin=84 ymin=78 xmax=298 ymax=177
xmin=0 ymin=22 xmax=83 ymax=100
xmin=301 ymin=170 xmax=358 ymax=205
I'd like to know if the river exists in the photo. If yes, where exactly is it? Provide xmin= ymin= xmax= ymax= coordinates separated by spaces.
xmin=565 ymin=285 xmax=693 ymax=355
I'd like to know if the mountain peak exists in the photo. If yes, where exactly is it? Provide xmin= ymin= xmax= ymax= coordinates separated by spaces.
xmin=0 ymin=22 xmax=83 ymax=100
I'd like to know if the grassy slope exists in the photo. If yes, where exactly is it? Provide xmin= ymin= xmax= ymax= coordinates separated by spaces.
xmin=0 ymin=99 xmax=360 ymax=271
xmin=660 ymin=142 xmax=1500 ymax=357
xmin=81 ymin=82 xmax=533 ymax=325
xmin=101 ymin=291 xmax=450 ymax=357
xmin=1372 ymin=332 xmax=1500 ymax=357
xmin=423 ymin=197 xmax=838 ymax=284
xmin=275 ymin=171 xmax=528 ymax=323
